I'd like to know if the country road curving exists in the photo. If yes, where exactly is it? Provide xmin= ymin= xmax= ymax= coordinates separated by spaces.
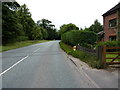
xmin=0 ymin=41 xmax=119 ymax=88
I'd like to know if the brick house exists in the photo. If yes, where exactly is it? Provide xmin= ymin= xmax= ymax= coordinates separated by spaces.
xmin=102 ymin=2 xmax=120 ymax=41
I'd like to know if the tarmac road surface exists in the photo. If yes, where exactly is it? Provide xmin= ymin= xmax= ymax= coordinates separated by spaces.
xmin=1 ymin=41 xmax=104 ymax=88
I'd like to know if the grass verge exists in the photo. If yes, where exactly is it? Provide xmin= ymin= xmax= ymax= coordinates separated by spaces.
xmin=106 ymin=52 xmax=120 ymax=62
xmin=0 ymin=40 xmax=50 ymax=52
xmin=59 ymin=42 xmax=103 ymax=69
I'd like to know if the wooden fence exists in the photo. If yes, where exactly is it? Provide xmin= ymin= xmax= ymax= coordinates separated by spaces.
xmin=102 ymin=46 xmax=120 ymax=67
xmin=76 ymin=45 xmax=97 ymax=56
xmin=76 ymin=45 xmax=120 ymax=68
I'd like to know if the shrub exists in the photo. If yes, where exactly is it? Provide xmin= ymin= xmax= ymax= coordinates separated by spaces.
xmin=61 ymin=30 xmax=97 ymax=47
xmin=17 ymin=36 xmax=28 ymax=42
xmin=96 ymin=41 xmax=120 ymax=52
xmin=96 ymin=41 xmax=120 ymax=47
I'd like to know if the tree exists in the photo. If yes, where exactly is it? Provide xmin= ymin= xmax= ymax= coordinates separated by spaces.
xmin=2 ymin=2 xmax=23 ymax=44
xmin=37 ymin=19 xmax=58 ymax=40
xmin=89 ymin=19 xmax=103 ymax=33
xmin=2 ymin=2 xmax=44 ymax=44
xmin=47 ymin=28 xmax=58 ymax=40
xmin=31 ymin=26 xmax=43 ymax=40
xmin=37 ymin=19 xmax=53 ymax=30
xmin=59 ymin=23 xmax=79 ymax=36
xmin=39 ymin=27 xmax=48 ymax=40
xmin=17 ymin=4 xmax=35 ymax=40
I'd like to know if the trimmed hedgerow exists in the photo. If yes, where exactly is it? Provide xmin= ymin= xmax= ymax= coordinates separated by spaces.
xmin=61 ymin=30 xmax=97 ymax=47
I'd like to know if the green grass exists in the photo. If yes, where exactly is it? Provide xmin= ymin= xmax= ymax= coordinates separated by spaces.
xmin=0 ymin=40 xmax=51 ymax=52
xmin=59 ymin=42 xmax=103 ymax=69
xmin=106 ymin=52 xmax=120 ymax=62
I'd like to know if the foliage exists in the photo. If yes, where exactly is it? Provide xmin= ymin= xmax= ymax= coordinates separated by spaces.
xmin=61 ymin=30 xmax=97 ymax=47
xmin=37 ymin=19 xmax=53 ymax=29
xmin=39 ymin=27 xmax=48 ymax=40
xmin=96 ymin=41 xmax=120 ymax=47
xmin=37 ymin=19 xmax=58 ymax=40
xmin=2 ymin=2 xmax=58 ymax=45
xmin=96 ymin=41 xmax=120 ymax=52
xmin=59 ymin=23 xmax=79 ymax=37
xmin=2 ymin=2 xmax=23 ymax=44
xmin=88 ymin=19 xmax=103 ymax=33
xmin=17 ymin=4 xmax=36 ymax=40
xmin=59 ymin=42 xmax=102 ymax=69
xmin=16 ymin=36 xmax=28 ymax=42
xmin=31 ymin=26 xmax=43 ymax=40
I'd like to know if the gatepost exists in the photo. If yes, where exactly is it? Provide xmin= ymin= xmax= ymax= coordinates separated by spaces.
xmin=97 ymin=46 xmax=106 ymax=68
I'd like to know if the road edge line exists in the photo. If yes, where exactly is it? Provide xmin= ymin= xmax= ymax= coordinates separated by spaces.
xmin=0 ymin=56 xmax=28 ymax=76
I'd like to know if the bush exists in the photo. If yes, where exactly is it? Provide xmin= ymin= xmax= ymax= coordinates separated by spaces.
xmin=17 ymin=36 xmax=28 ymax=42
xmin=61 ymin=30 xmax=97 ymax=47
xmin=96 ymin=41 xmax=120 ymax=47
xmin=96 ymin=41 xmax=120 ymax=52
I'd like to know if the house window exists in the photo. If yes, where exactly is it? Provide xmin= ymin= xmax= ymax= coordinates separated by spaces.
xmin=109 ymin=36 xmax=116 ymax=41
xmin=109 ymin=18 xmax=117 ymax=28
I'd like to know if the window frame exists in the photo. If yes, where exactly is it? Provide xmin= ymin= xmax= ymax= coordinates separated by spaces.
xmin=109 ymin=18 xmax=117 ymax=28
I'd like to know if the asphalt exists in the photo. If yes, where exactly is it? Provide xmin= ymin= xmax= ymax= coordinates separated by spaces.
xmin=0 ymin=41 xmax=99 ymax=88
xmin=68 ymin=55 xmax=119 ymax=88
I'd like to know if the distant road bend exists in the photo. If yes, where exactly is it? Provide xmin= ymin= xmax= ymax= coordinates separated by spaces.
xmin=1 ymin=41 xmax=99 ymax=88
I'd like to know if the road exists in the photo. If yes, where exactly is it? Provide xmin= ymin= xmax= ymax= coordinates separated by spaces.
xmin=0 ymin=41 xmax=103 ymax=88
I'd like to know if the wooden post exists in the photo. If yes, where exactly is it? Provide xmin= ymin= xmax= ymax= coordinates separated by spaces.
xmin=97 ymin=46 xmax=106 ymax=68
xmin=102 ymin=46 xmax=106 ymax=68
xmin=97 ymin=46 xmax=102 ymax=61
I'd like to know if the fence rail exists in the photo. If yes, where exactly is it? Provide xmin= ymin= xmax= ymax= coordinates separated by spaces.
xmin=76 ymin=45 xmax=97 ymax=56
xmin=76 ymin=45 xmax=120 ymax=68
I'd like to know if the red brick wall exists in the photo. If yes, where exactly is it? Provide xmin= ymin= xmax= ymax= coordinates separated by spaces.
xmin=103 ymin=13 xmax=118 ymax=41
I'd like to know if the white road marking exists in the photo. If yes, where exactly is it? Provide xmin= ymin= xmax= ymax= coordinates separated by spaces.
xmin=0 ymin=56 xmax=28 ymax=76
xmin=33 ymin=48 xmax=40 ymax=52
xmin=0 ymin=48 xmax=40 ymax=76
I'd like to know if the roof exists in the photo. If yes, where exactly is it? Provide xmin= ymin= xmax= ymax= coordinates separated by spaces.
xmin=97 ymin=31 xmax=104 ymax=35
xmin=102 ymin=2 xmax=120 ymax=17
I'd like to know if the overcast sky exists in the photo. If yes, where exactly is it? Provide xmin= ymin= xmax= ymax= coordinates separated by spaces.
xmin=16 ymin=0 xmax=120 ymax=29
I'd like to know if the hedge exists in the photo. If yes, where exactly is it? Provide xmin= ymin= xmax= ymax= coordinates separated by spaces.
xmin=96 ymin=41 xmax=120 ymax=52
xmin=96 ymin=41 xmax=120 ymax=47
xmin=61 ymin=30 xmax=97 ymax=47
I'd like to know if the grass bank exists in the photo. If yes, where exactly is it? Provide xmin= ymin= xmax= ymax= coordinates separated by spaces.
xmin=59 ymin=42 xmax=102 ymax=69
xmin=0 ymin=40 xmax=50 ymax=52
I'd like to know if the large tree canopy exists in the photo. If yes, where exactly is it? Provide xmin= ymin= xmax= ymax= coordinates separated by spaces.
xmin=17 ymin=4 xmax=36 ymax=40
xmin=2 ymin=2 xmax=46 ymax=44
xmin=37 ymin=19 xmax=58 ymax=40
xmin=2 ymin=2 xmax=23 ymax=44
xmin=2 ymin=2 xmax=59 ymax=44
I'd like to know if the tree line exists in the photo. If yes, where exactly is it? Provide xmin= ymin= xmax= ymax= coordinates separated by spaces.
xmin=2 ymin=2 xmax=103 ymax=45
xmin=2 ymin=2 xmax=59 ymax=45
xmin=58 ymin=19 xmax=103 ymax=38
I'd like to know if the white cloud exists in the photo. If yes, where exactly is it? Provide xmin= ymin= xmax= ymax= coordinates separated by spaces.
xmin=16 ymin=0 xmax=120 ymax=29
